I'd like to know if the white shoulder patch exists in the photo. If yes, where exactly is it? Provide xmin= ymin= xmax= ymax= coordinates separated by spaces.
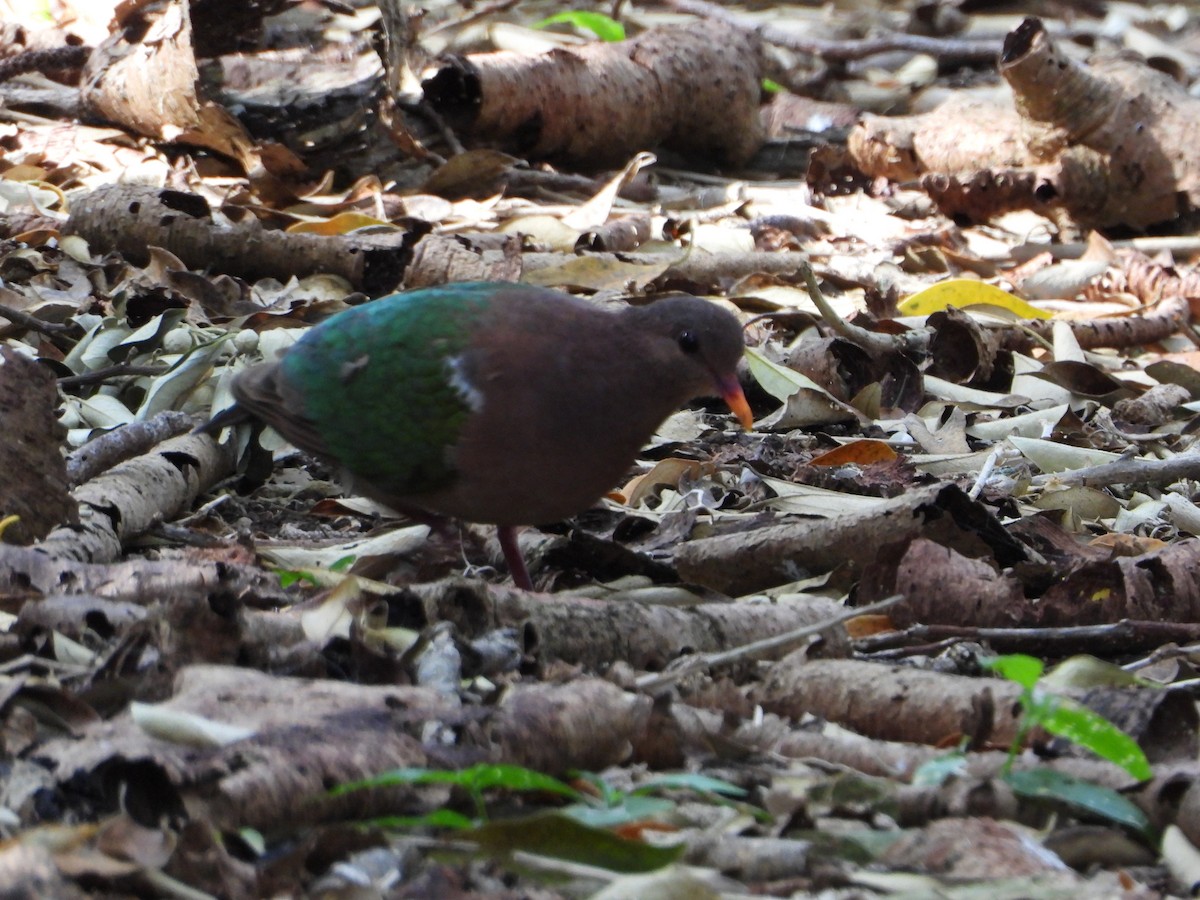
xmin=445 ymin=354 xmax=485 ymax=412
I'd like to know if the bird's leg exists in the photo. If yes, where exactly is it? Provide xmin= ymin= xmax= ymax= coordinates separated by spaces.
xmin=497 ymin=525 xmax=533 ymax=591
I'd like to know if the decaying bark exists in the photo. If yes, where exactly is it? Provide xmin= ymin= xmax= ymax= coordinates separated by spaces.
xmin=422 ymin=22 xmax=764 ymax=168
xmin=66 ymin=185 xmax=421 ymax=296
xmin=488 ymin=680 xmax=650 ymax=774
xmin=403 ymin=238 xmax=813 ymax=292
xmin=675 ymin=484 xmax=1029 ymax=596
xmin=757 ymin=657 xmax=1024 ymax=747
xmin=31 ymin=665 xmax=650 ymax=836
xmin=855 ymin=538 xmax=1028 ymax=629
xmin=850 ymin=95 xmax=1027 ymax=184
xmin=849 ymin=17 xmax=1200 ymax=228
xmin=0 ymin=543 xmax=273 ymax=603
xmin=0 ymin=347 xmax=76 ymax=542
xmin=78 ymin=0 xmax=259 ymax=170
xmin=999 ymin=18 xmax=1195 ymax=228
xmin=772 ymin=727 xmax=1200 ymax=853
xmin=1037 ymin=538 xmax=1200 ymax=626
xmin=1018 ymin=294 xmax=1189 ymax=351
xmin=392 ymin=577 xmax=851 ymax=669
xmin=496 ymin=590 xmax=852 ymax=669
xmin=757 ymin=655 xmax=1197 ymax=766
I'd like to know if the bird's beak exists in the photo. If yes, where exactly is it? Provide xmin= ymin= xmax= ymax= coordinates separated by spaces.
xmin=716 ymin=374 xmax=754 ymax=431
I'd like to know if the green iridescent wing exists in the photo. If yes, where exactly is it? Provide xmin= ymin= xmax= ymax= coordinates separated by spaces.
xmin=278 ymin=286 xmax=493 ymax=496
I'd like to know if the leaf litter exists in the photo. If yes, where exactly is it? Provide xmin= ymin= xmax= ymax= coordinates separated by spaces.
xmin=1 ymin=0 xmax=1200 ymax=896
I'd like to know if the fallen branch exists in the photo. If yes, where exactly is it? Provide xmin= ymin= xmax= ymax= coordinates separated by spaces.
xmin=421 ymin=21 xmax=764 ymax=167
xmin=665 ymin=0 xmax=1000 ymax=65
xmin=39 ymin=431 xmax=236 ymax=563
xmin=65 ymin=411 xmax=196 ymax=486
xmin=66 ymin=184 xmax=423 ymax=295
xmin=850 ymin=17 xmax=1200 ymax=228
xmin=1032 ymin=450 xmax=1200 ymax=489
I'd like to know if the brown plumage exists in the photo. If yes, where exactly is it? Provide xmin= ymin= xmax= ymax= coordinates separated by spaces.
xmin=206 ymin=282 xmax=751 ymax=588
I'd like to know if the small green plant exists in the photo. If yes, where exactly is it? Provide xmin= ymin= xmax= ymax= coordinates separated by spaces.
xmin=984 ymin=654 xmax=1154 ymax=839
xmin=334 ymin=763 xmax=577 ymax=825
xmin=332 ymin=762 xmax=750 ymax=830
xmin=275 ymin=554 xmax=356 ymax=588
xmin=276 ymin=568 xmax=318 ymax=589
xmin=985 ymin=653 xmax=1151 ymax=781
xmin=332 ymin=763 xmax=751 ymax=872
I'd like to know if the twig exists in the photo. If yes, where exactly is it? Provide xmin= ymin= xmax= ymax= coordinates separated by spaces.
xmin=58 ymin=363 xmax=170 ymax=389
xmin=1011 ymin=235 xmax=1200 ymax=262
xmin=798 ymin=260 xmax=898 ymax=357
xmin=398 ymin=98 xmax=462 ymax=158
xmin=1031 ymin=451 xmax=1200 ymax=489
xmin=855 ymin=619 xmax=1200 ymax=657
xmin=0 ymin=304 xmax=80 ymax=335
xmin=66 ymin=410 xmax=197 ymax=485
xmin=663 ymin=0 xmax=1000 ymax=64
xmin=425 ymin=0 xmax=522 ymax=36
xmin=636 ymin=594 xmax=903 ymax=692
xmin=968 ymin=446 xmax=1004 ymax=500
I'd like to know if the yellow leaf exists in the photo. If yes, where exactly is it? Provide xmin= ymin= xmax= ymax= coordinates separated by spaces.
xmin=287 ymin=212 xmax=390 ymax=235
xmin=898 ymin=279 xmax=1052 ymax=319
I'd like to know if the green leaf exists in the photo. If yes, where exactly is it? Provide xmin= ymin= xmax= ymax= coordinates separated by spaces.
xmin=534 ymin=11 xmax=625 ymax=41
xmin=1035 ymin=693 xmax=1153 ymax=781
xmin=237 ymin=827 xmax=265 ymax=856
xmin=1003 ymin=768 xmax=1154 ymax=838
xmin=277 ymin=568 xmax=318 ymax=589
xmin=458 ymin=764 xmax=581 ymax=798
xmin=462 ymin=811 xmax=684 ymax=872
xmin=633 ymin=773 xmax=747 ymax=798
xmin=761 ymin=78 xmax=783 ymax=94
xmin=911 ymin=752 xmax=969 ymax=787
xmin=744 ymin=346 xmax=824 ymax=402
xmin=332 ymin=764 xmax=580 ymax=799
xmin=561 ymin=795 xmax=676 ymax=828
xmin=984 ymin=653 xmax=1044 ymax=689
xmin=365 ymin=809 xmax=478 ymax=831
xmin=330 ymin=555 xmax=357 ymax=572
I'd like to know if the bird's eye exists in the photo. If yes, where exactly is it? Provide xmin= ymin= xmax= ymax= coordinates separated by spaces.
xmin=677 ymin=330 xmax=700 ymax=353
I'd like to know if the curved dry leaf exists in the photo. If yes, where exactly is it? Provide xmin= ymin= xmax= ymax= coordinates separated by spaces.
xmin=130 ymin=702 xmax=255 ymax=748
xmin=810 ymin=440 xmax=897 ymax=467
xmin=1113 ymin=498 xmax=1166 ymax=533
xmin=968 ymin=403 xmax=1070 ymax=440
xmin=137 ymin=339 xmax=229 ymax=420
xmin=1032 ymin=486 xmax=1122 ymax=520
xmin=520 ymin=254 xmax=675 ymax=291
xmin=924 ymin=374 xmax=1028 ymax=409
xmin=257 ymin=524 xmax=431 ymax=572
xmin=1020 ymin=260 xmax=1110 ymax=300
xmin=1009 ymin=436 xmax=1124 ymax=474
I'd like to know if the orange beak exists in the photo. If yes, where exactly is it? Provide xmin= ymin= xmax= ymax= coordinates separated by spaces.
xmin=716 ymin=374 xmax=754 ymax=431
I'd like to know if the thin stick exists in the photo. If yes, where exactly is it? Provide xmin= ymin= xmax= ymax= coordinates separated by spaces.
xmin=636 ymin=594 xmax=903 ymax=692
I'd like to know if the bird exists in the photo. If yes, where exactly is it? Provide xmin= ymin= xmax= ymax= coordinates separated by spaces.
xmin=202 ymin=281 xmax=752 ymax=589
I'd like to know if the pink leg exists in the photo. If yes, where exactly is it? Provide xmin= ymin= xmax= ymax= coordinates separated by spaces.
xmin=497 ymin=525 xmax=533 ymax=590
